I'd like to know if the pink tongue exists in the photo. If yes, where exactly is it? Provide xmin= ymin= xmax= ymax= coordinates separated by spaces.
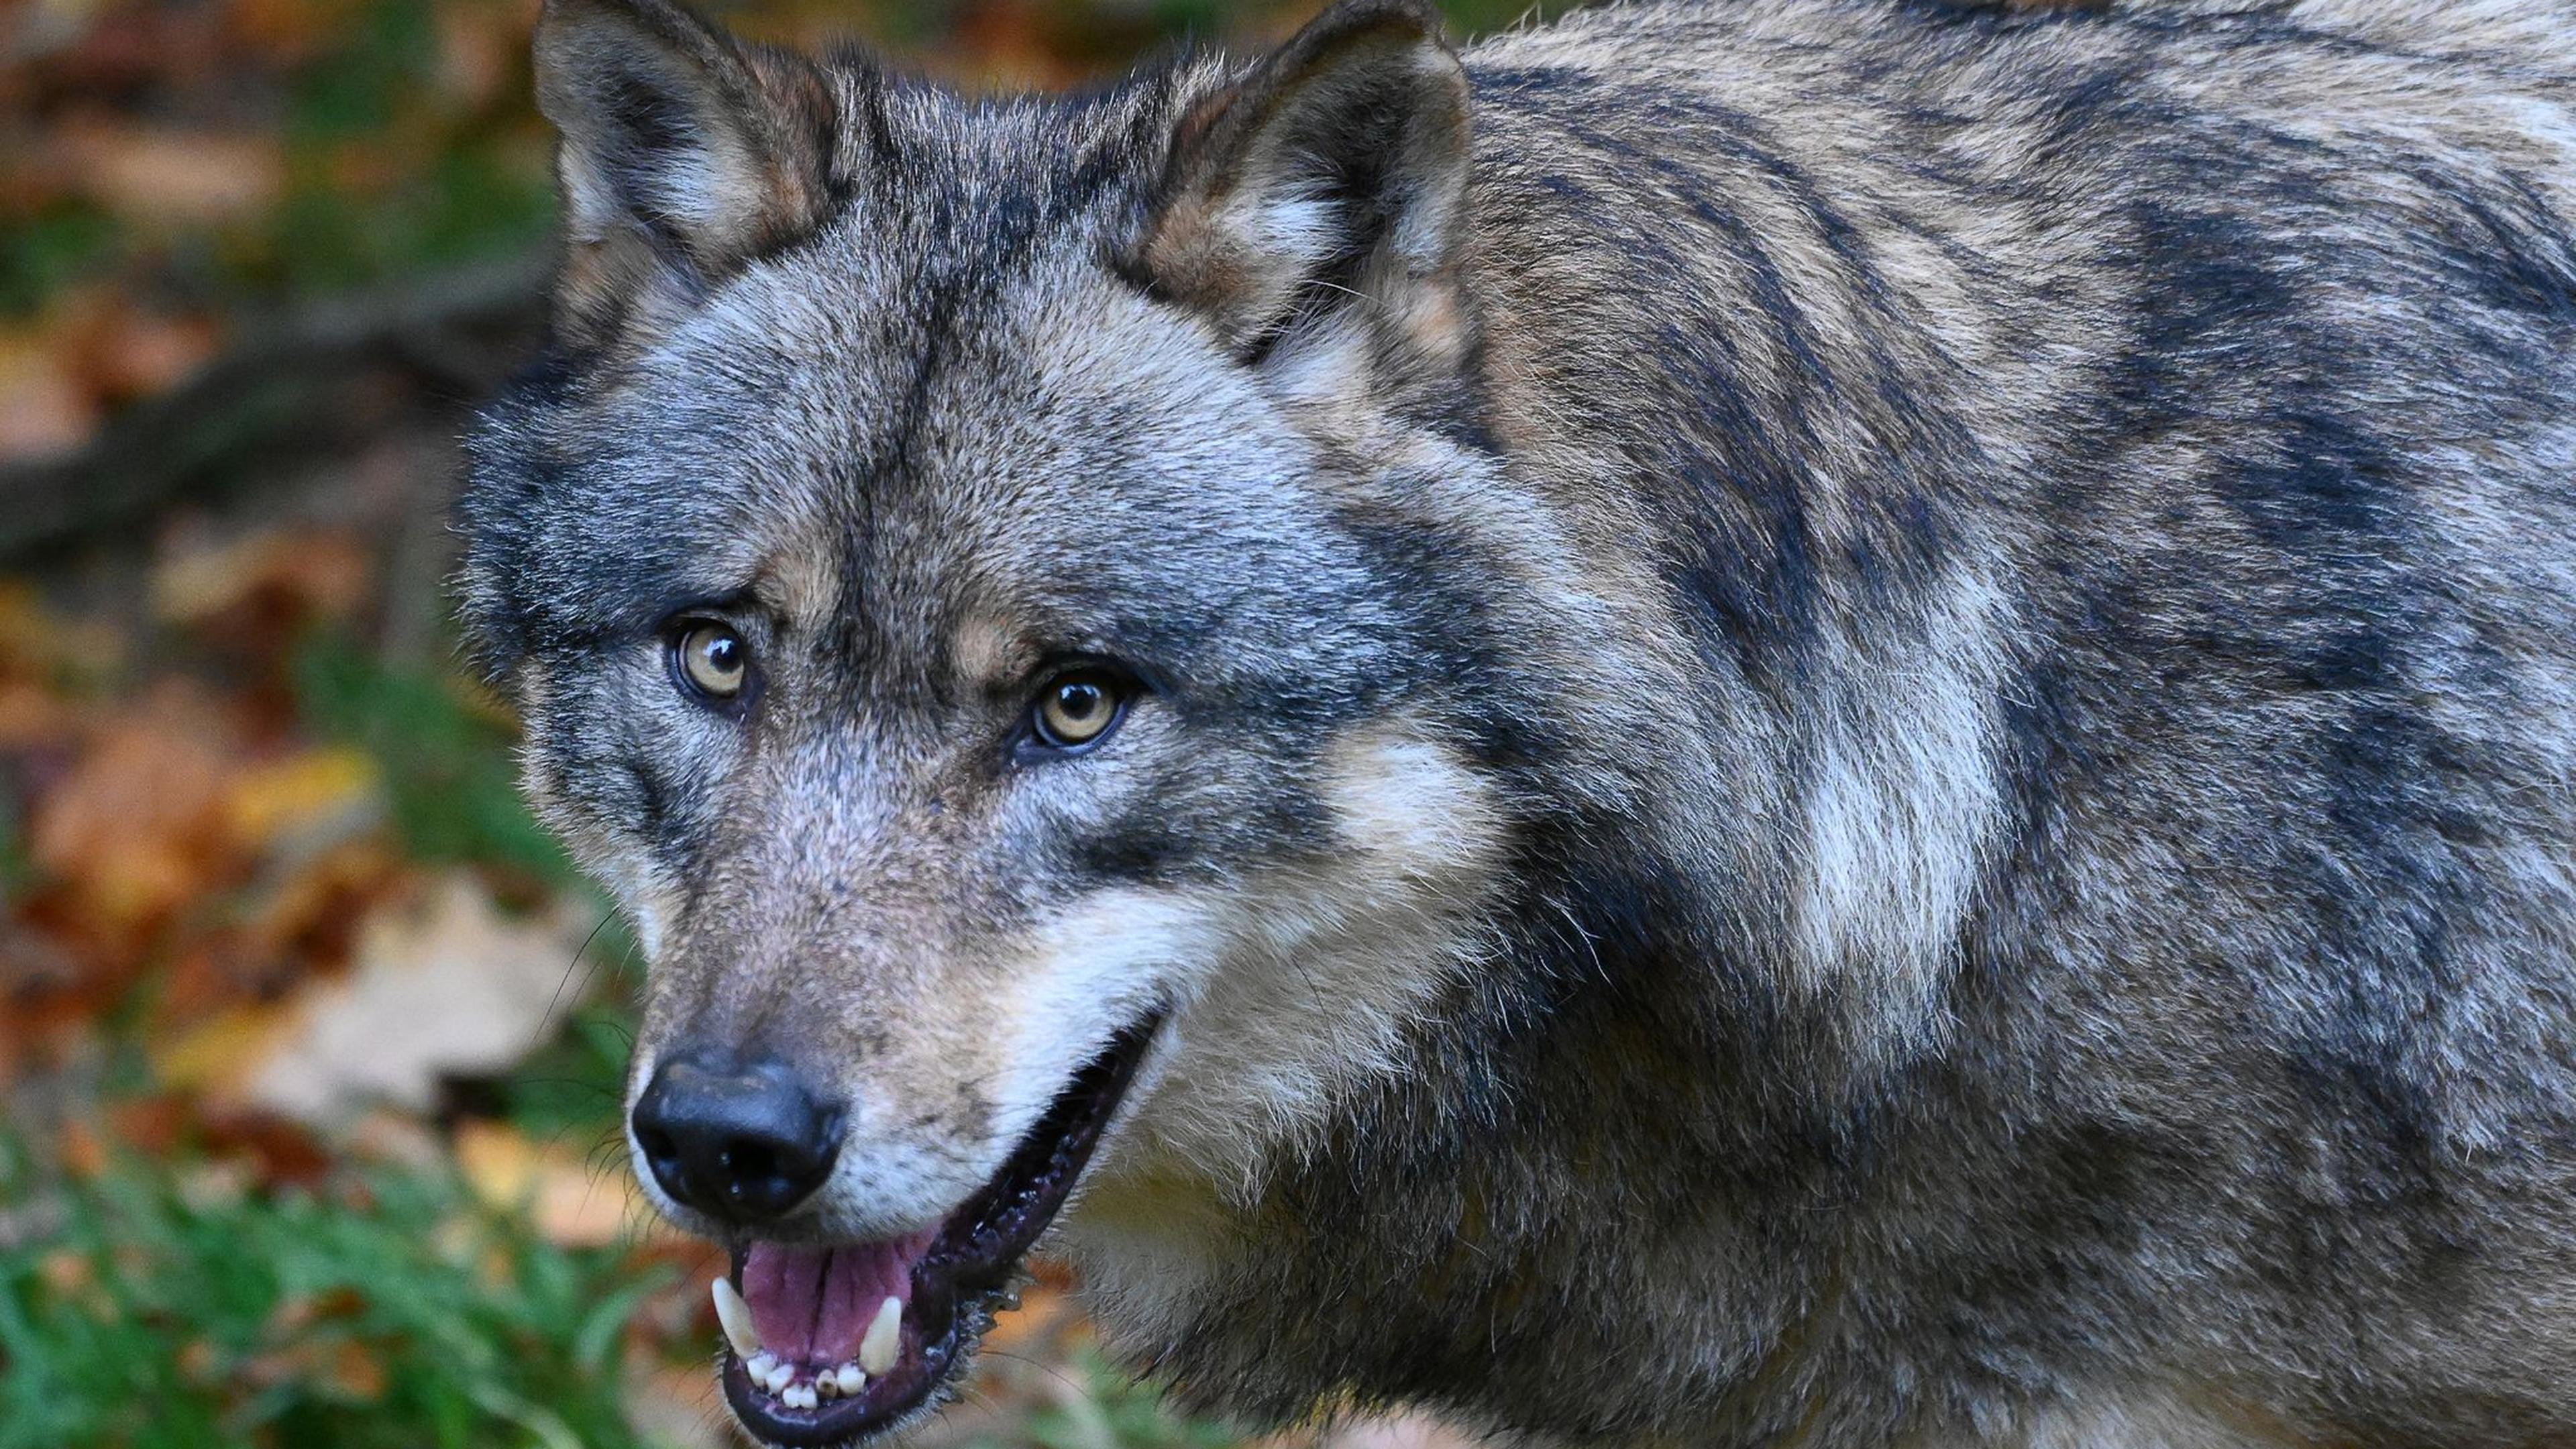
xmin=741 ymin=1234 xmax=935 ymax=1364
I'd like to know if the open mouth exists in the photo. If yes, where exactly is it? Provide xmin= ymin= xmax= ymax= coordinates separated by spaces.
xmin=706 ymin=1013 xmax=1161 ymax=1446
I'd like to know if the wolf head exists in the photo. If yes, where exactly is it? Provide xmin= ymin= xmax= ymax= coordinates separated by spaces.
xmin=457 ymin=0 xmax=1654 ymax=1438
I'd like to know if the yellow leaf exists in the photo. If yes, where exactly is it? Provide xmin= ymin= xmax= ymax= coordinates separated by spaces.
xmin=454 ymin=1119 xmax=546 ymax=1208
xmin=223 ymin=747 xmax=381 ymax=853
xmin=456 ymin=1118 xmax=668 ymax=1250
xmin=152 ymin=1002 xmax=299 ymax=1099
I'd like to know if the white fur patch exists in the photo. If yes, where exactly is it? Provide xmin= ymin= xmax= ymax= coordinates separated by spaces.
xmin=1997 ymin=1390 xmax=2308 ymax=1449
xmin=1051 ymin=725 xmax=1508 ymax=1318
xmin=1789 ymin=562 xmax=2008 ymax=1063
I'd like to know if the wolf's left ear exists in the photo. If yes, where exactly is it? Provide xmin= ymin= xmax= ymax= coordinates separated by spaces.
xmin=533 ymin=0 xmax=840 ymax=352
xmin=1137 ymin=0 xmax=1470 ymax=366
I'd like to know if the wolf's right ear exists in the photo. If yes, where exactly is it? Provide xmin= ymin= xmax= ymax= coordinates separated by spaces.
xmin=533 ymin=0 xmax=841 ymax=353
xmin=1136 ymin=0 xmax=1471 ymax=366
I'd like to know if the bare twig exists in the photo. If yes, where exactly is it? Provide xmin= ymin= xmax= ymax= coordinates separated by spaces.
xmin=0 ymin=250 xmax=552 ymax=561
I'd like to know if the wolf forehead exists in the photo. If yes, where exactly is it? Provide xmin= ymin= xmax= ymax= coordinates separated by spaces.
xmin=460 ymin=72 xmax=1379 ymax=684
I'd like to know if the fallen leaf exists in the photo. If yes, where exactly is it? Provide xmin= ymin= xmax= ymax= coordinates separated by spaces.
xmin=341 ymin=1108 xmax=442 ymax=1169
xmin=75 ymin=303 xmax=222 ymax=403
xmin=152 ymin=1000 xmax=301 ymax=1099
xmin=26 ymin=683 xmax=243 ymax=951
xmin=54 ymin=1117 xmax=105 ymax=1179
xmin=176 ymin=1336 xmax=223 ymax=1385
xmin=244 ymin=873 xmax=600 ymax=1125
xmin=58 ymin=123 xmax=285 ymax=227
xmin=103 ymin=1092 xmax=190 ymax=1156
xmin=222 ymin=747 xmax=380 ymax=855
xmin=321 ymin=1340 xmax=388 ymax=1402
xmin=0 ymin=330 xmax=99 ymax=465
xmin=203 ymin=1109 xmax=335 ymax=1186
xmin=152 ymin=527 xmax=372 ymax=633
xmin=456 ymin=1118 xmax=663 ymax=1249
xmin=223 ymin=0 xmax=365 ymax=67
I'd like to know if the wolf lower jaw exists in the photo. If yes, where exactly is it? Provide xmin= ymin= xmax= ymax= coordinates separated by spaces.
xmin=701 ymin=1012 xmax=1161 ymax=1446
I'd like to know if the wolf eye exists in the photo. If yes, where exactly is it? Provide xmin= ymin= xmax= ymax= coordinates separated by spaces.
xmin=1030 ymin=672 xmax=1126 ymax=751
xmin=672 ymin=621 xmax=750 ymax=702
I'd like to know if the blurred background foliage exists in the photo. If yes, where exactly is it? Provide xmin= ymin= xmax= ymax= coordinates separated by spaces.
xmin=0 ymin=0 xmax=1545 ymax=1444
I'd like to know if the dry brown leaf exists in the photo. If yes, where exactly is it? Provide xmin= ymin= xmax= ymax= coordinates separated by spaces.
xmin=341 ymin=1108 xmax=443 ymax=1169
xmin=0 ymin=330 xmax=100 ymax=465
xmin=28 ymin=685 xmax=242 ymax=949
xmin=76 ymin=303 xmax=223 ymax=403
xmin=432 ymin=0 xmax=536 ymax=107
xmin=197 ymin=1108 xmax=334 ymax=1187
xmin=152 ymin=527 xmax=372 ymax=631
xmin=58 ymin=122 xmax=286 ymax=227
xmin=242 ymin=873 xmax=600 ymax=1124
xmin=223 ymin=0 xmax=367 ymax=67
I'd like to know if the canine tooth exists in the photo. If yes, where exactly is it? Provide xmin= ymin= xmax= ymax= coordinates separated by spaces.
xmin=834 ymin=1363 xmax=866 ymax=1397
xmin=859 ymin=1296 xmax=903 ymax=1375
xmin=711 ymin=1278 xmax=761 ymax=1359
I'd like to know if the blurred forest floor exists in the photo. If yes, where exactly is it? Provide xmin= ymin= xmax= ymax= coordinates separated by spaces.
xmin=0 ymin=0 xmax=1556 ymax=1444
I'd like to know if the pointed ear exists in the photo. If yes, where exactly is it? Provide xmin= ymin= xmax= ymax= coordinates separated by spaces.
xmin=533 ymin=0 xmax=841 ymax=352
xmin=1138 ymin=0 xmax=1471 ymax=365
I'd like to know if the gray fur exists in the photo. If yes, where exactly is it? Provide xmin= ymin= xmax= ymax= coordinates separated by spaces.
xmin=458 ymin=1 xmax=2576 ymax=1444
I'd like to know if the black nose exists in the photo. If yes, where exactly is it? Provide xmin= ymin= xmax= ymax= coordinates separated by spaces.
xmin=631 ymin=1049 xmax=841 ymax=1223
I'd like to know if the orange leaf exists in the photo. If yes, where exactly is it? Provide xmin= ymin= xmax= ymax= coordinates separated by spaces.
xmin=455 ymin=1118 xmax=666 ymax=1249
xmin=0 ymin=331 xmax=99 ymax=466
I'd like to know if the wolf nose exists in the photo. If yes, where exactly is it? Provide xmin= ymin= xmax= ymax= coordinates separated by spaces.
xmin=631 ymin=1049 xmax=841 ymax=1223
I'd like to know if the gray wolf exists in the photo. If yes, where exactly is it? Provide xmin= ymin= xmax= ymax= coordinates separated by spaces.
xmin=455 ymin=0 xmax=2576 ymax=1443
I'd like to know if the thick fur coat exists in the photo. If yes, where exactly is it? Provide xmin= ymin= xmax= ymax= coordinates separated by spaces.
xmin=459 ymin=1 xmax=2576 ymax=1444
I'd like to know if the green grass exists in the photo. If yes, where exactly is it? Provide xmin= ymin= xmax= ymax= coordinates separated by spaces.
xmin=490 ymin=1004 xmax=639 ymax=1145
xmin=0 ymin=203 xmax=120 ymax=320
xmin=0 ymin=783 xmax=26 ymax=906
xmin=0 ymin=1142 xmax=671 ymax=1449
xmin=292 ymin=632 xmax=580 ymax=892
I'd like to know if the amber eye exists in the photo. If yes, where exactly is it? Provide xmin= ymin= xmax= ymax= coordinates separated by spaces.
xmin=1032 ymin=673 xmax=1124 ymax=750
xmin=673 ymin=621 xmax=750 ymax=702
